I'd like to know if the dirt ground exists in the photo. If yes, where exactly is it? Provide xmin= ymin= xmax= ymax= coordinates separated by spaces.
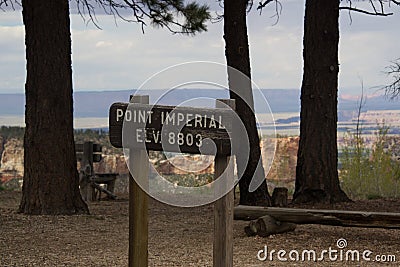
xmin=1 ymin=190 xmax=400 ymax=266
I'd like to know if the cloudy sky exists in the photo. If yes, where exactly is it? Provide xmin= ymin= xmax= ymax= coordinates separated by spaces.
xmin=1 ymin=0 xmax=400 ymax=95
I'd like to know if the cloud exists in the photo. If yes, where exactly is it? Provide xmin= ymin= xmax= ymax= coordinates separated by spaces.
xmin=0 ymin=24 xmax=25 ymax=92
xmin=95 ymin=41 xmax=113 ymax=48
xmin=249 ymin=24 xmax=303 ymax=89
xmin=70 ymin=14 xmax=226 ymax=90
xmin=1 ymin=2 xmax=400 ymax=96
xmin=339 ymin=14 xmax=400 ymax=93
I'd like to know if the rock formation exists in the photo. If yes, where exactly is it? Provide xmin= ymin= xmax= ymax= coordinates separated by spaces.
xmin=0 ymin=138 xmax=24 ymax=187
xmin=0 ymin=136 xmax=303 ymax=190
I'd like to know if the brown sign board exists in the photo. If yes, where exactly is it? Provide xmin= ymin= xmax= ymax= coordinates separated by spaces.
xmin=109 ymin=102 xmax=234 ymax=155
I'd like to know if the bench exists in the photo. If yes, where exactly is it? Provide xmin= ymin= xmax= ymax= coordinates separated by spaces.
xmin=76 ymin=141 xmax=118 ymax=201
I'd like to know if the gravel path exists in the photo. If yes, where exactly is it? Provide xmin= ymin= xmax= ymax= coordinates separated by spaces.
xmin=1 ymin=191 xmax=399 ymax=266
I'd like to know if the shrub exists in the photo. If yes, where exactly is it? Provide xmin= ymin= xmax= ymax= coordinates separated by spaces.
xmin=0 ymin=126 xmax=25 ymax=139
xmin=340 ymin=123 xmax=400 ymax=199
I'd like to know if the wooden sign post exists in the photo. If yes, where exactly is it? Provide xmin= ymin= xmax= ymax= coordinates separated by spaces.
xmin=109 ymin=96 xmax=235 ymax=267
xmin=213 ymin=99 xmax=235 ymax=267
xmin=128 ymin=95 xmax=149 ymax=267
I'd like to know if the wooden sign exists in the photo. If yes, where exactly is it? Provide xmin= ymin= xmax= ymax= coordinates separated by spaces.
xmin=109 ymin=96 xmax=236 ymax=267
xmin=109 ymin=103 xmax=234 ymax=155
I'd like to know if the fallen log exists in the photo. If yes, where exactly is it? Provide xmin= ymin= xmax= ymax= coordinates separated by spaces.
xmin=235 ymin=205 xmax=400 ymax=229
xmin=245 ymin=215 xmax=296 ymax=237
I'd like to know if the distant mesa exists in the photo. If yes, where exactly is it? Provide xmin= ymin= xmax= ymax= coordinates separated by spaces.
xmin=275 ymin=116 xmax=300 ymax=124
xmin=0 ymin=89 xmax=399 ymax=118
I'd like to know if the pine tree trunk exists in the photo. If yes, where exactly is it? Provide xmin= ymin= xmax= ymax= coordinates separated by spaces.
xmin=19 ymin=0 xmax=89 ymax=214
xmin=224 ymin=0 xmax=271 ymax=206
xmin=294 ymin=0 xmax=349 ymax=204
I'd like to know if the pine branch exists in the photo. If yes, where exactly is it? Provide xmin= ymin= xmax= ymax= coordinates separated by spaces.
xmin=256 ymin=0 xmax=282 ymax=25
xmin=73 ymin=0 xmax=210 ymax=35
xmin=383 ymin=59 xmax=400 ymax=99
xmin=0 ymin=0 xmax=21 ymax=11
xmin=339 ymin=6 xmax=393 ymax=16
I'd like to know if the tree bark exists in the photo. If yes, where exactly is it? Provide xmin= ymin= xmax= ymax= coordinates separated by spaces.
xmin=224 ymin=0 xmax=271 ymax=206
xmin=19 ymin=0 xmax=89 ymax=214
xmin=271 ymin=187 xmax=288 ymax=207
xmin=294 ymin=0 xmax=349 ymax=204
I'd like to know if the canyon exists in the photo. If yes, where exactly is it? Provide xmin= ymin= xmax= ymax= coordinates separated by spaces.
xmin=0 ymin=136 xmax=300 ymax=191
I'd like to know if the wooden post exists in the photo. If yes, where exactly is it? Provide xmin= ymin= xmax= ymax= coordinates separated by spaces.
xmin=213 ymin=99 xmax=235 ymax=267
xmin=107 ymin=176 xmax=116 ymax=195
xmin=128 ymin=95 xmax=149 ymax=267
xmin=80 ymin=141 xmax=95 ymax=201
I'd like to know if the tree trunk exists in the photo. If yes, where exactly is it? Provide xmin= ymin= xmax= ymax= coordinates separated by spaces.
xmin=223 ymin=0 xmax=271 ymax=206
xmin=294 ymin=0 xmax=349 ymax=204
xmin=271 ymin=187 xmax=288 ymax=207
xmin=19 ymin=0 xmax=89 ymax=214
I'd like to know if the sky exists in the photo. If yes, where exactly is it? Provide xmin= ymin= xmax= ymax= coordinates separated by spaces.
xmin=1 ymin=0 xmax=400 ymax=96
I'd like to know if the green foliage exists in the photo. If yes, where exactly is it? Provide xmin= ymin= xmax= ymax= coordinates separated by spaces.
xmin=0 ymin=126 xmax=25 ymax=140
xmin=340 ymin=124 xmax=400 ymax=199
xmin=75 ymin=0 xmax=210 ymax=35
xmin=144 ymin=0 xmax=210 ymax=34
xmin=74 ymin=128 xmax=122 ymax=154
xmin=163 ymin=173 xmax=213 ymax=187
xmin=275 ymin=133 xmax=289 ymax=138
xmin=74 ymin=129 xmax=107 ymax=143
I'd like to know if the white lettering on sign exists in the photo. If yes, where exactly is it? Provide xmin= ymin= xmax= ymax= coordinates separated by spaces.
xmin=159 ymin=111 xmax=224 ymax=129
xmin=115 ymin=107 xmax=229 ymax=149
xmin=186 ymin=113 xmax=193 ymax=126
xmin=134 ymin=129 xmax=203 ymax=148
xmin=194 ymin=114 xmax=202 ymax=127
xmin=136 ymin=128 xmax=143 ymax=143
xmin=209 ymin=115 xmax=216 ymax=128
xmin=167 ymin=132 xmax=203 ymax=147
xmin=162 ymin=112 xmax=175 ymax=125
xmin=121 ymin=109 xmax=154 ymax=123
xmin=117 ymin=109 xmax=124 ymax=122
xmin=117 ymin=108 xmax=225 ymax=129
